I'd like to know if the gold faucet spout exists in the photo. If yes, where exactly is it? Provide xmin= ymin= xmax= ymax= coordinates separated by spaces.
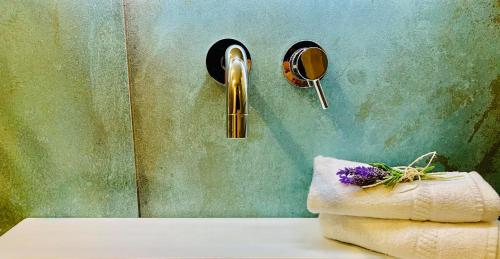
xmin=225 ymin=45 xmax=249 ymax=139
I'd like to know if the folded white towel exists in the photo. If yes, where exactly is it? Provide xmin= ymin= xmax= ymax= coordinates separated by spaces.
xmin=308 ymin=156 xmax=500 ymax=222
xmin=320 ymin=214 xmax=499 ymax=259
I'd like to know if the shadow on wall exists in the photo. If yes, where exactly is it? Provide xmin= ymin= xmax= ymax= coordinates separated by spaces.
xmin=252 ymin=88 xmax=307 ymax=174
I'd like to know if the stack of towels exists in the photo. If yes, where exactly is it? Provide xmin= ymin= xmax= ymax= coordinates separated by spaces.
xmin=308 ymin=156 xmax=500 ymax=259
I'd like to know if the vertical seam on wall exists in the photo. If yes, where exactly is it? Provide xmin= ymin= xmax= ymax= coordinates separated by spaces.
xmin=121 ymin=0 xmax=142 ymax=218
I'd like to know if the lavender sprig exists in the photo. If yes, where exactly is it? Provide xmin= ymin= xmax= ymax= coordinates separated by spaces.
xmin=336 ymin=166 xmax=388 ymax=186
xmin=336 ymin=152 xmax=457 ymax=191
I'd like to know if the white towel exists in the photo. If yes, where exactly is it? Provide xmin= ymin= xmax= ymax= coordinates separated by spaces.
xmin=308 ymin=156 xmax=500 ymax=222
xmin=320 ymin=214 xmax=499 ymax=259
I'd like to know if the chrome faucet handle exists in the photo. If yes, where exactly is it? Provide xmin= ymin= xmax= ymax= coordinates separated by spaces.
xmin=283 ymin=41 xmax=329 ymax=109
xmin=292 ymin=47 xmax=329 ymax=109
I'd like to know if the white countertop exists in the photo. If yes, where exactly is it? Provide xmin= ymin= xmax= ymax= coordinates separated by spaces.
xmin=0 ymin=218 xmax=384 ymax=258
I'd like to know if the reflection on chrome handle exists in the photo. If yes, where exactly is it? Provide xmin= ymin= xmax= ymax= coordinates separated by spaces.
xmin=284 ymin=42 xmax=330 ymax=110
xmin=308 ymin=79 xmax=328 ymax=109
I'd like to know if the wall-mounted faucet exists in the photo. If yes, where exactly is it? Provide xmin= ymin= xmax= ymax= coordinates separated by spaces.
xmin=282 ymin=41 xmax=329 ymax=109
xmin=206 ymin=39 xmax=252 ymax=139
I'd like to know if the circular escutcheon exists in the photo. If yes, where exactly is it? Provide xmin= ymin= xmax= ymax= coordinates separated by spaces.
xmin=282 ymin=41 xmax=325 ymax=88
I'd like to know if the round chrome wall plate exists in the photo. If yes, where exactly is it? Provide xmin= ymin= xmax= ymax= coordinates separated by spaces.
xmin=282 ymin=40 xmax=324 ymax=88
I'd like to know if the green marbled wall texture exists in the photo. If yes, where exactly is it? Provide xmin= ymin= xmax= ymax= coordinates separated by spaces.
xmin=0 ymin=0 xmax=138 ymax=234
xmin=125 ymin=0 xmax=499 ymax=217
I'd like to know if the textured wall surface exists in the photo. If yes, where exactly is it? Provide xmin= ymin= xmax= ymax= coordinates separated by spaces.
xmin=126 ymin=0 xmax=499 ymax=217
xmin=0 ymin=0 xmax=138 ymax=234
xmin=0 ymin=0 xmax=498 ymax=232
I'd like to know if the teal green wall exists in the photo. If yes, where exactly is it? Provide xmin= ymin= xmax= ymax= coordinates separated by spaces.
xmin=0 ymin=0 xmax=498 ymax=233
xmin=125 ymin=0 xmax=499 ymax=217
xmin=0 ymin=0 xmax=138 ymax=234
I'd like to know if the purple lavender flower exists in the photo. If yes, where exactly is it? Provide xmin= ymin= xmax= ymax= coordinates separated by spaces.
xmin=337 ymin=166 xmax=388 ymax=186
